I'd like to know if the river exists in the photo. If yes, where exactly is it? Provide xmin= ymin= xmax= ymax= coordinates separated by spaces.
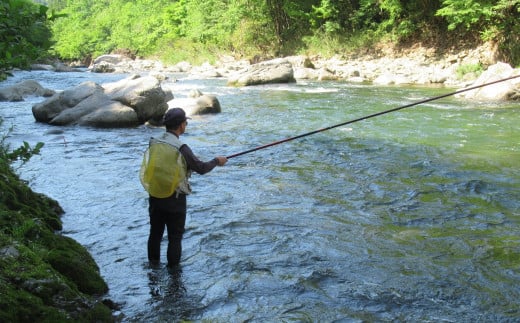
xmin=1 ymin=70 xmax=519 ymax=322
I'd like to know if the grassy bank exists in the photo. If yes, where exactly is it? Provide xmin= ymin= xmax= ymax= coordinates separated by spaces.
xmin=0 ymin=123 xmax=114 ymax=322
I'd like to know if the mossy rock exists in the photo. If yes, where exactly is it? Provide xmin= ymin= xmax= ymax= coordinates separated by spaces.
xmin=44 ymin=235 xmax=108 ymax=295
xmin=0 ymin=159 xmax=63 ymax=232
xmin=1 ymin=144 xmax=114 ymax=322
xmin=0 ymin=242 xmax=113 ymax=322
xmin=0 ymin=285 xmax=70 ymax=322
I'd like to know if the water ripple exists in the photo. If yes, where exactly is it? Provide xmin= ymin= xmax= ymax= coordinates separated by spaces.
xmin=3 ymin=70 xmax=519 ymax=322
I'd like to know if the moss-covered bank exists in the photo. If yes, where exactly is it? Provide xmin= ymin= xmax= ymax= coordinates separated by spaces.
xmin=0 ymin=151 xmax=114 ymax=321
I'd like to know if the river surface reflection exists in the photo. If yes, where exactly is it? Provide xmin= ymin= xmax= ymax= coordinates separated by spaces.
xmin=1 ymin=70 xmax=519 ymax=322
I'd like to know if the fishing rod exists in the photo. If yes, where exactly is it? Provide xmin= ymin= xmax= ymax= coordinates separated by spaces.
xmin=226 ymin=74 xmax=520 ymax=159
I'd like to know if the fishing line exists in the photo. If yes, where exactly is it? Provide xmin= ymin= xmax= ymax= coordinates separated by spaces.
xmin=226 ymin=74 xmax=520 ymax=159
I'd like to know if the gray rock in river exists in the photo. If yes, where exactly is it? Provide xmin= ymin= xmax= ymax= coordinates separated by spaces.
xmin=32 ymin=74 xmax=173 ymax=128
xmin=0 ymin=80 xmax=55 ymax=102
xmin=456 ymin=62 xmax=520 ymax=101
xmin=167 ymin=89 xmax=221 ymax=116
xmin=227 ymin=58 xmax=296 ymax=86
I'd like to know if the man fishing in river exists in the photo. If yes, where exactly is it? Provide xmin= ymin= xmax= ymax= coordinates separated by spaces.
xmin=141 ymin=108 xmax=227 ymax=270
xmin=140 ymin=75 xmax=518 ymax=271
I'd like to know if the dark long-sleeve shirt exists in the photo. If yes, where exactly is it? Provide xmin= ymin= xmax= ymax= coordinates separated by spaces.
xmin=179 ymin=144 xmax=218 ymax=175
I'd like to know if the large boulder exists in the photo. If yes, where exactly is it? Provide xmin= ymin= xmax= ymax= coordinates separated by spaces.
xmin=227 ymin=58 xmax=296 ymax=86
xmin=93 ymin=54 xmax=132 ymax=65
xmin=103 ymin=74 xmax=173 ymax=122
xmin=456 ymin=62 xmax=520 ymax=101
xmin=373 ymin=73 xmax=413 ymax=85
xmin=0 ymin=80 xmax=55 ymax=102
xmin=44 ymin=91 xmax=137 ymax=127
xmin=293 ymin=67 xmax=319 ymax=80
xmin=167 ymin=89 xmax=221 ymax=116
xmin=89 ymin=54 xmax=132 ymax=73
xmin=32 ymin=81 xmax=103 ymax=122
xmin=32 ymin=75 xmax=173 ymax=128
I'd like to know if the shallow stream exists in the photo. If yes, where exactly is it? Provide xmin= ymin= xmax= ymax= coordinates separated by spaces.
xmin=1 ymin=70 xmax=519 ymax=322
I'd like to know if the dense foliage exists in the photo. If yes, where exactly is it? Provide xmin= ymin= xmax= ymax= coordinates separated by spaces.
xmin=46 ymin=0 xmax=520 ymax=65
xmin=0 ymin=0 xmax=54 ymax=80
xmin=1 ymin=0 xmax=518 ymax=69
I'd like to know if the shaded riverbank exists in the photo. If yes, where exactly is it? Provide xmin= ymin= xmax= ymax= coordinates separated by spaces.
xmin=0 ymin=139 xmax=115 ymax=321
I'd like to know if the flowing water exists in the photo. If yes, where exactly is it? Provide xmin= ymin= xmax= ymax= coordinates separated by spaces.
xmin=1 ymin=70 xmax=519 ymax=322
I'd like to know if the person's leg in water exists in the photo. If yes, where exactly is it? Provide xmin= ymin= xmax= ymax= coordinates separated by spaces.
xmin=148 ymin=202 xmax=166 ymax=266
xmin=165 ymin=194 xmax=187 ymax=268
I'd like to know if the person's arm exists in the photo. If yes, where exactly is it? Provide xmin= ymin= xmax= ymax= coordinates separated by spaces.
xmin=179 ymin=144 xmax=227 ymax=175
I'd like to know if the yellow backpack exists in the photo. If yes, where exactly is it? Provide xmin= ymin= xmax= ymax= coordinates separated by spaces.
xmin=139 ymin=142 xmax=187 ymax=198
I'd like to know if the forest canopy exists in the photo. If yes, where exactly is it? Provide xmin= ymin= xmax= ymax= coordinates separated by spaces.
xmin=5 ymin=0 xmax=520 ymax=70
xmin=44 ymin=0 xmax=520 ymax=65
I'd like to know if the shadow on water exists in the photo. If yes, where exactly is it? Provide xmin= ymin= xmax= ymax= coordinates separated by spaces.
xmin=1 ymin=71 xmax=519 ymax=322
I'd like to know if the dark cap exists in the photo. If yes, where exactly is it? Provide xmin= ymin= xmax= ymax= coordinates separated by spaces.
xmin=163 ymin=108 xmax=191 ymax=125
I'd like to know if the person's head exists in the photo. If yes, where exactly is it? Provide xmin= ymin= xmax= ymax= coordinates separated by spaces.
xmin=163 ymin=108 xmax=190 ymax=133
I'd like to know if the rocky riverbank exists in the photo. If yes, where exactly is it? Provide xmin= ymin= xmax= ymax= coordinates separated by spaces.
xmin=84 ymin=42 xmax=504 ymax=85
xmin=83 ymin=42 xmax=519 ymax=101
xmin=0 ymin=149 xmax=116 ymax=321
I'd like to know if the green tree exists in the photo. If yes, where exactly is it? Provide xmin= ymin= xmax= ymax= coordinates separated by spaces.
xmin=50 ymin=0 xmax=110 ymax=60
xmin=492 ymin=0 xmax=520 ymax=64
xmin=0 ymin=0 xmax=53 ymax=80
xmin=437 ymin=0 xmax=520 ymax=63
xmin=48 ymin=0 xmax=520 ymax=65
xmin=436 ymin=0 xmax=494 ymax=30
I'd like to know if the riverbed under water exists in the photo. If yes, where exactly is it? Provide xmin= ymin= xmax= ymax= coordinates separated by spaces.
xmin=1 ymin=70 xmax=519 ymax=322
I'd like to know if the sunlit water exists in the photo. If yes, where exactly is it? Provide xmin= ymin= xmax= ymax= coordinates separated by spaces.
xmin=1 ymin=70 xmax=519 ymax=322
